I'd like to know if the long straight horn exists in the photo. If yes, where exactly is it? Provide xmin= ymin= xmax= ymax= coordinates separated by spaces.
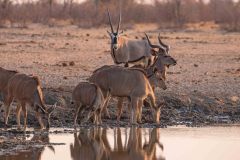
xmin=107 ymin=9 xmax=114 ymax=33
xmin=145 ymin=33 xmax=162 ymax=49
xmin=116 ymin=10 xmax=121 ymax=33
xmin=158 ymin=33 xmax=169 ymax=49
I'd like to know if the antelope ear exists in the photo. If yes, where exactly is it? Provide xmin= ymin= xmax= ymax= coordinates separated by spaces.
xmin=119 ymin=30 xmax=124 ymax=34
xmin=151 ymin=49 xmax=157 ymax=56
xmin=37 ymin=105 xmax=47 ymax=113
xmin=47 ymin=103 xmax=57 ymax=114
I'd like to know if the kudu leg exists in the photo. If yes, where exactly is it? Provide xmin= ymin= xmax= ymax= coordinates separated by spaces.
xmin=22 ymin=105 xmax=28 ymax=130
xmin=16 ymin=104 xmax=22 ymax=129
xmin=137 ymin=100 xmax=143 ymax=123
xmin=96 ymin=108 xmax=102 ymax=125
xmin=74 ymin=105 xmax=81 ymax=129
xmin=102 ymin=96 xmax=111 ymax=118
xmin=4 ymin=106 xmax=11 ymax=126
xmin=130 ymin=98 xmax=138 ymax=125
xmin=117 ymin=97 xmax=124 ymax=122
xmin=4 ymin=96 xmax=13 ymax=127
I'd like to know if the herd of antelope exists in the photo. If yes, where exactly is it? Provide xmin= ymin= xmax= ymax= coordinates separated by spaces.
xmin=0 ymin=10 xmax=177 ymax=130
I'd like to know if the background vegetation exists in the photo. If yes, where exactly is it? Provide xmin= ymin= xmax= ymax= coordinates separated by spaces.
xmin=0 ymin=0 xmax=240 ymax=31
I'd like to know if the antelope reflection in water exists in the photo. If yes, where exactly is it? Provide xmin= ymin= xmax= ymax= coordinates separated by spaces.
xmin=70 ymin=127 xmax=165 ymax=160
xmin=0 ymin=132 xmax=55 ymax=160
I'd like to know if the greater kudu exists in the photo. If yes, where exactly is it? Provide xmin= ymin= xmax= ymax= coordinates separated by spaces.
xmin=4 ymin=73 xmax=55 ymax=130
xmin=89 ymin=66 xmax=160 ymax=124
xmin=72 ymin=82 xmax=105 ymax=127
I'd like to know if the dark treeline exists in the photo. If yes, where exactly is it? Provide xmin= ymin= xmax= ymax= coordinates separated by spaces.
xmin=0 ymin=0 xmax=240 ymax=31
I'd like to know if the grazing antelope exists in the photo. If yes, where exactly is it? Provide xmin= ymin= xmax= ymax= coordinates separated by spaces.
xmin=72 ymin=82 xmax=105 ymax=127
xmin=4 ymin=73 xmax=55 ymax=130
xmin=107 ymin=10 xmax=157 ymax=67
xmin=89 ymin=66 xmax=161 ymax=124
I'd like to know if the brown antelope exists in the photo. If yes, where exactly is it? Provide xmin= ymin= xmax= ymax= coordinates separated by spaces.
xmin=92 ymin=62 xmax=166 ymax=123
xmin=89 ymin=66 xmax=160 ymax=124
xmin=107 ymin=10 xmax=157 ymax=67
xmin=4 ymin=73 xmax=55 ymax=130
xmin=93 ymin=46 xmax=176 ymax=122
xmin=71 ymin=82 xmax=105 ymax=127
xmin=112 ymin=33 xmax=177 ymax=122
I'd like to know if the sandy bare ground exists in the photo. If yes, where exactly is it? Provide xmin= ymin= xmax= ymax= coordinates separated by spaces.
xmin=0 ymin=24 xmax=239 ymax=127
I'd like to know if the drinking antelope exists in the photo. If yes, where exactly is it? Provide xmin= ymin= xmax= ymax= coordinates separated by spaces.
xmin=3 ymin=73 xmax=55 ymax=130
xmin=71 ymin=82 xmax=105 ymax=127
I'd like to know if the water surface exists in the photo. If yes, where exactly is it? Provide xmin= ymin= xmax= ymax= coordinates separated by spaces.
xmin=1 ymin=126 xmax=240 ymax=160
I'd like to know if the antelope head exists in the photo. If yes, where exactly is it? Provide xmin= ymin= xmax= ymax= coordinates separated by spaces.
xmin=107 ymin=9 xmax=123 ymax=51
xmin=145 ymin=33 xmax=177 ymax=68
xmin=150 ymin=54 xmax=176 ymax=81
xmin=38 ymin=103 xmax=56 ymax=129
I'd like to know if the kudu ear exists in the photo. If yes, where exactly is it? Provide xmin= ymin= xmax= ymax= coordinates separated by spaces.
xmin=37 ymin=104 xmax=47 ymax=114
xmin=47 ymin=103 xmax=57 ymax=115
xmin=150 ymin=49 xmax=157 ymax=56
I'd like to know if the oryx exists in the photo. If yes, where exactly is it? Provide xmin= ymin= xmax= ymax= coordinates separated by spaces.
xmin=107 ymin=9 xmax=157 ymax=67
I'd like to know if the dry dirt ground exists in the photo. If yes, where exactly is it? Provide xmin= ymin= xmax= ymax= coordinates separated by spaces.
xmin=0 ymin=23 xmax=239 ymax=128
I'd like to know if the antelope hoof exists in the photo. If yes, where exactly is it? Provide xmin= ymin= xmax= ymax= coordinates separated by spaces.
xmin=104 ymin=113 xmax=110 ymax=119
xmin=131 ymin=122 xmax=138 ymax=126
xmin=4 ymin=123 xmax=11 ymax=129
xmin=74 ymin=125 xmax=77 ymax=130
xmin=17 ymin=126 xmax=22 ymax=131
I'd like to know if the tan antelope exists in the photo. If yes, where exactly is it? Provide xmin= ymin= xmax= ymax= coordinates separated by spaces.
xmin=107 ymin=10 xmax=158 ymax=67
xmin=115 ymin=33 xmax=177 ymax=122
xmin=71 ymin=82 xmax=105 ymax=127
xmin=89 ymin=66 xmax=160 ymax=124
xmin=93 ymin=46 xmax=176 ymax=122
xmin=4 ymin=73 xmax=55 ymax=130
